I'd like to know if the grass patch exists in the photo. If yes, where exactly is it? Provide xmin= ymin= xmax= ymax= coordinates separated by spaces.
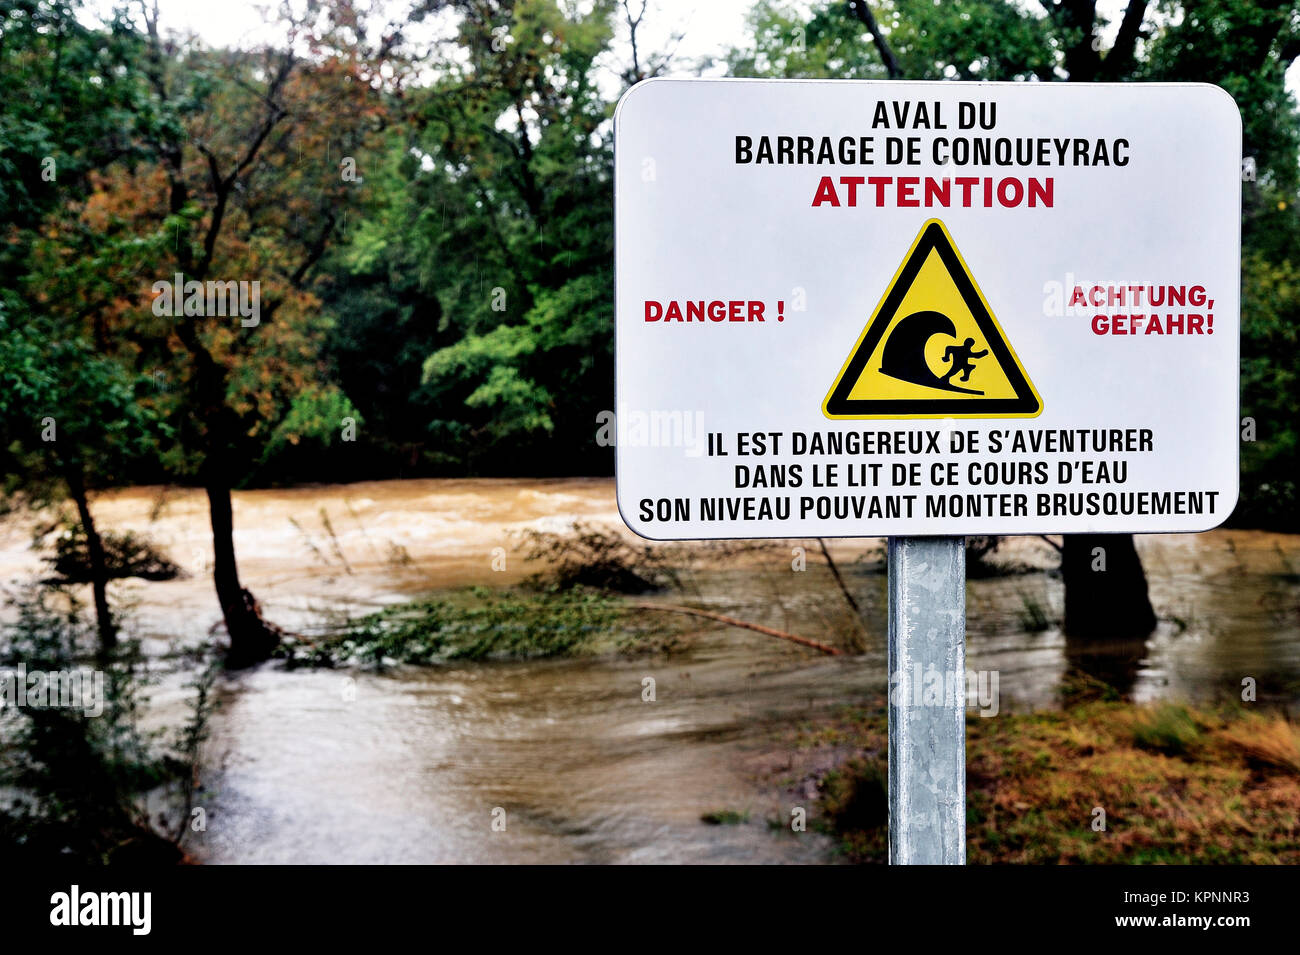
xmin=1219 ymin=712 xmax=1300 ymax=774
xmin=1017 ymin=594 xmax=1052 ymax=633
xmin=819 ymin=756 xmax=889 ymax=860
xmin=1130 ymin=703 xmax=1203 ymax=757
xmin=701 ymin=809 xmax=750 ymax=825
xmin=803 ymin=700 xmax=1300 ymax=864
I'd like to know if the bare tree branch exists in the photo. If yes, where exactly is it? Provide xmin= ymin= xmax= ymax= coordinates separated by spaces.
xmin=1097 ymin=0 xmax=1148 ymax=80
xmin=849 ymin=0 xmax=903 ymax=79
xmin=628 ymin=602 xmax=843 ymax=655
xmin=624 ymin=0 xmax=647 ymax=81
xmin=817 ymin=538 xmax=864 ymax=621
xmin=620 ymin=0 xmax=686 ymax=87
xmin=1038 ymin=535 xmax=1064 ymax=554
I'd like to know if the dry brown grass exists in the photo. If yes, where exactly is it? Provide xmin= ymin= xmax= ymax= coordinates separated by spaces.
xmin=797 ymin=701 xmax=1300 ymax=864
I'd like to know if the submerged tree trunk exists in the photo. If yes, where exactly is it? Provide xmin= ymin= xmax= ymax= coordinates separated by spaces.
xmin=182 ymin=316 xmax=285 ymax=667
xmin=206 ymin=482 xmax=281 ymax=668
xmin=64 ymin=466 xmax=116 ymax=654
xmin=1061 ymin=534 xmax=1157 ymax=640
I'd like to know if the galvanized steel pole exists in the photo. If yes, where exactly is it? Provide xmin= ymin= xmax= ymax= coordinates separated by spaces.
xmin=887 ymin=536 xmax=966 ymax=864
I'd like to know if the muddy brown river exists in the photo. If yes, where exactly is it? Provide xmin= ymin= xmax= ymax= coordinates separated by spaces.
xmin=2 ymin=478 xmax=1297 ymax=863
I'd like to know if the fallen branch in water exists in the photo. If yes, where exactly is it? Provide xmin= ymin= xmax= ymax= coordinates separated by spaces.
xmin=627 ymin=602 xmax=843 ymax=656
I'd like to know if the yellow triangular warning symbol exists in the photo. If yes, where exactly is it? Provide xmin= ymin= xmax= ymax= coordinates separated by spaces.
xmin=824 ymin=219 xmax=1042 ymax=419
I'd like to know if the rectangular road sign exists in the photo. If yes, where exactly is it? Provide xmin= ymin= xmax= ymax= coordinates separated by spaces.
xmin=614 ymin=79 xmax=1241 ymax=539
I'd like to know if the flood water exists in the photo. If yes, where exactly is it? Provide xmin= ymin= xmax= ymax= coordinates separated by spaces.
xmin=2 ymin=477 xmax=1297 ymax=863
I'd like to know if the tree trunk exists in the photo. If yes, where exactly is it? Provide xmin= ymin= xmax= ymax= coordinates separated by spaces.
xmin=206 ymin=482 xmax=281 ymax=667
xmin=65 ymin=466 xmax=116 ymax=654
xmin=1061 ymin=534 xmax=1157 ymax=640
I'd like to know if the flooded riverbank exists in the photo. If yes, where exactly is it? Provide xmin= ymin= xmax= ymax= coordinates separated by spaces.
xmin=2 ymin=478 xmax=1297 ymax=863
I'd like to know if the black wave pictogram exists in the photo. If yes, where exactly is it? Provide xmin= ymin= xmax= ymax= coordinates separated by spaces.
xmin=878 ymin=310 xmax=984 ymax=395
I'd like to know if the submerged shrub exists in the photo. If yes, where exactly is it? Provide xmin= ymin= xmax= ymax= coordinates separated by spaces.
xmin=44 ymin=520 xmax=181 ymax=582
xmin=286 ymin=586 xmax=637 ymax=668
xmin=517 ymin=522 xmax=680 ymax=593
xmin=0 ymin=585 xmax=213 ymax=863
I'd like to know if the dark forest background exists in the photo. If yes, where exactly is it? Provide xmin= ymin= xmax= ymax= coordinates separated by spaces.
xmin=2 ymin=0 xmax=1296 ymax=506
xmin=1 ymin=0 xmax=1298 ymax=661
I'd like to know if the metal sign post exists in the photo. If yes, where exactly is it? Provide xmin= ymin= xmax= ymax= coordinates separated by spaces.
xmin=887 ymin=535 xmax=966 ymax=864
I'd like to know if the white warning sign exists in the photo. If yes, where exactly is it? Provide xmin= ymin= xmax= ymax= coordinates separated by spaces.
xmin=613 ymin=79 xmax=1241 ymax=539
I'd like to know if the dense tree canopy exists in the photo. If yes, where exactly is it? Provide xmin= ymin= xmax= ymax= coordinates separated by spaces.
xmin=321 ymin=0 xmax=618 ymax=475
xmin=2 ymin=0 xmax=1300 ymax=659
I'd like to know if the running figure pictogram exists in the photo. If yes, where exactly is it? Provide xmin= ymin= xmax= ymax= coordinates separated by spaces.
xmin=940 ymin=337 xmax=988 ymax=384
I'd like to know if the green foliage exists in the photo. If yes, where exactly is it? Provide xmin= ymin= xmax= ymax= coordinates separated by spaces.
xmin=253 ymin=386 xmax=365 ymax=483
xmin=323 ymin=0 xmax=617 ymax=473
xmin=264 ymin=388 xmax=361 ymax=452
xmin=725 ymin=0 xmax=891 ymax=79
xmin=283 ymin=586 xmax=631 ymax=667
xmin=813 ymin=700 xmax=1300 ymax=863
xmin=726 ymin=0 xmax=1054 ymax=82
xmin=1240 ymin=246 xmax=1300 ymax=526
xmin=1017 ymin=594 xmax=1052 ymax=633
xmin=0 ymin=0 xmax=169 ymax=500
xmin=0 ymin=297 xmax=165 ymax=498
xmin=0 ymin=0 xmax=148 ymax=269
xmin=319 ymin=247 xmax=448 ymax=472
